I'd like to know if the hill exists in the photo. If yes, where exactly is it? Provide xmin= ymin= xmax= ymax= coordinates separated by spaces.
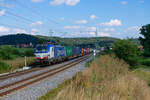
xmin=36 ymin=35 xmax=118 ymax=48
xmin=0 ymin=34 xmax=39 ymax=45
xmin=0 ymin=34 xmax=118 ymax=48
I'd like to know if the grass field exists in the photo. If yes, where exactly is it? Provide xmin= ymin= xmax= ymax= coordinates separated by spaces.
xmin=0 ymin=57 xmax=34 ymax=74
xmin=38 ymin=55 xmax=150 ymax=100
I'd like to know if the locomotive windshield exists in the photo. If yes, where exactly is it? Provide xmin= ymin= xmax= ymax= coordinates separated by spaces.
xmin=35 ymin=45 xmax=48 ymax=53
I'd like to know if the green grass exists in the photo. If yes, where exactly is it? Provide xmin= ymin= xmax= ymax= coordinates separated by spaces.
xmin=37 ymin=79 xmax=71 ymax=100
xmin=0 ymin=61 xmax=11 ymax=74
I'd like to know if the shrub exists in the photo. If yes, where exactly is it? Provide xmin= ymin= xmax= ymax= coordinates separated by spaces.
xmin=113 ymin=40 xmax=141 ymax=68
xmin=0 ymin=45 xmax=34 ymax=60
xmin=0 ymin=45 xmax=16 ymax=60
xmin=0 ymin=61 xmax=11 ymax=73
xmin=139 ymin=58 xmax=150 ymax=66
xmin=24 ymin=49 xmax=34 ymax=57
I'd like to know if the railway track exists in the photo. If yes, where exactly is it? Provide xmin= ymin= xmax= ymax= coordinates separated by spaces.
xmin=0 ymin=56 xmax=82 ymax=81
xmin=0 ymin=54 xmax=91 ymax=97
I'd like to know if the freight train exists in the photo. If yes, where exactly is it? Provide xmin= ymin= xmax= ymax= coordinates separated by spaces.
xmin=34 ymin=44 xmax=91 ymax=64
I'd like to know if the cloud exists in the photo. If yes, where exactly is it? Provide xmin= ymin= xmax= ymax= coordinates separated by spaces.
xmin=90 ymin=14 xmax=98 ymax=20
xmin=60 ymin=17 xmax=65 ymax=21
xmin=31 ymin=28 xmax=39 ymax=35
xmin=122 ymin=26 xmax=141 ymax=38
xmin=98 ymin=32 xmax=110 ymax=37
xmin=0 ymin=1 xmax=13 ymax=8
xmin=50 ymin=0 xmax=80 ymax=6
xmin=139 ymin=0 xmax=144 ymax=3
xmin=31 ymin=0 xmax=44 ymax=3
xmin=87 ymin=26 xmax=96 ymax=31
xmin=88 ymin=31 xmax=110 ymax=37
xmin=64 ymin=25 xmax=81 ymax=29
xmin=100 ymin=19 xmax=122 ymax=26
xmin=13 ymin=28 xmax=27 ymax=34
xmin=0 ymin=9 xmax=5 ymax=16
xmin=75 ymin=20 xmax=87 ymax=24
xmin=104 ymin=28 xmax=115 ymax=32
xmin=31 ymin=21 xmax=43 ymax=26
xmin=0 ymin=26 xmax=10 ymax=33
xmin=124 ymin=26 xmax=140 ymax=33
xmin=121 ymin=1 xmax=128 ymax=5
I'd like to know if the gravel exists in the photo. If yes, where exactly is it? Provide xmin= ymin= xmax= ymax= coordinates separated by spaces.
xmin=0 ymin=56 xmax=93 ymax=100
xmin=0 ymin=57 xmax=83 ymax=87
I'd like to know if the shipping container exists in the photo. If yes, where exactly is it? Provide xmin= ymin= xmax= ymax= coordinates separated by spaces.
xmin=54 ymin=46 xmax=66 ymax=58
xmin=72 ymin=47 xmax=82 ymax=56
xmin=65 ymin=46 xmax=72 ymax=57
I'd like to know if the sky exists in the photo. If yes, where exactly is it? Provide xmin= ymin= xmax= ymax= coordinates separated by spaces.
xmin=0 ymin=0 xmax=150 ymax=38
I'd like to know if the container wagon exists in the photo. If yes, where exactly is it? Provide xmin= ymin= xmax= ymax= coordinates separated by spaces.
xmin=65 ymin=46 xmax=73 ymax=60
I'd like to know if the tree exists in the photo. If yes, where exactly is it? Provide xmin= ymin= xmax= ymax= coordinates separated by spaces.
xmin=139 ymin=24 xmax=150 ymax=56
xmin=113 ymin=40 xmax=141 ymax=67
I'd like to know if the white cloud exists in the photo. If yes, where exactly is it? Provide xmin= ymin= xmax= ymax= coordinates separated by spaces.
xmin=104 ymin=28 xmax=115 ymax=32
xmin=100 ymin=19 xmax=122 ymax=26
xmin=0 ymin=9 xmax=5 ymax=16
xmin=31 ymin=21 xmax=43 ymax=26
xmin=60 ymin=17 xmax=65 ymax=21
xmin=121 ymin=1 xmax=128 ymax=5
xmin=124 ymin=26 xmax=140 ymax=33
xmin=0 ymin=26 xmax=10 ymax=33
xmin=50 ymin=0 xmax=80 ymax=6
xmin=122 ymin=26 xmax=141 ymax=38
xmin=139 ymin=0 xmax=144 ymax=3
xmin=87 ymin=27 xmax=96 ymax=31
xmin=98 ymin=32 xmax=110 ymax=37
xmin=75 ymin=20 xmax=87 ymax=24
xmin=90 ymin=14 xmax=98 ymax=20
xmin=31 ymin=28 xmax=39 ymax=35
xmin=13 ymin=28 xmax=27 ymax=34
xmin=88 ymin=31 xmax=110 ymax=37
xmin=0 ymin=1 xmax=13 ymax=8
xmin=32 ymin=0 xmax=44 ymax=3
xmin=64 ymin=25 xmax=81 ymax=29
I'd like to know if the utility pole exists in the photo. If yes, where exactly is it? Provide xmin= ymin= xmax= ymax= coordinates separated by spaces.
xmin=95 ymin=27 xmax=98 ymax=37
xmin=49 ymin=29 xmax=54 ymax=37
xmin=95 ymin=27 xmax=99 ymax=49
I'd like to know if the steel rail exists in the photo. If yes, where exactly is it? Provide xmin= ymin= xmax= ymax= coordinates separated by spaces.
xmin=0 ymin=54 xmax=91 ymax=97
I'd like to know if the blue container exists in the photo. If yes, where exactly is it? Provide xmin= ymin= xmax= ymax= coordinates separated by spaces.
xmin=72 ymin=47 xmax=82 ymax=56
xmin=54 ymin=46 xmax=66 ymax=58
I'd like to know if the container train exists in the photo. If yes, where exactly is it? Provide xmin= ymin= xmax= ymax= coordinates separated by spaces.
xmin=34 ymin=44 xmax=92 ymax=64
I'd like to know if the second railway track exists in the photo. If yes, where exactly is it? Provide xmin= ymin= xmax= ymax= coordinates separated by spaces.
xmin=0 ymin=54 xmax=91 ymax=97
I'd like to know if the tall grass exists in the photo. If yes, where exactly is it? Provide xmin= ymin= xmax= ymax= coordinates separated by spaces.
xmin=53 ymin=55 xmax=150 ymax=100
xmin=0 ymin=57 xmax=35 ymax=73
xmin=4 ymin=57 xmax=34 ymax=71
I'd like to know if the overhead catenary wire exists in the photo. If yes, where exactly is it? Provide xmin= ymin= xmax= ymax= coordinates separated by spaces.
xmin=14 ymin=0 xmax=62 ymax=26
xmin=14 ymin=0 xmax=67 ymax=35
xmin=0 ymin=1 xmax=69 ymax=37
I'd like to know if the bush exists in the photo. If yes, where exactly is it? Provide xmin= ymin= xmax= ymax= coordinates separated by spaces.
xmin=24 ymin=49 xmax=34 ymax=57
xmin=113 ymin=40 xmax=141 ymax=68
xmin=0 ymin=61 xmax=11 ymax=73
xmin=0 ymin=45 xmax=34 ymax=60
xmin=0 ymin=45 xmax=18 ymax=60
xmin=139 ymin=58 xmax=150 ymax=66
